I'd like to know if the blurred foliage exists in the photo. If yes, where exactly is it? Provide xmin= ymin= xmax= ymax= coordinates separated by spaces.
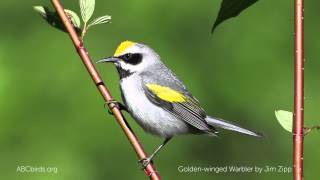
xmin=0 ymin=0 xmax=319 ymax=180
xmin=212 ymin=0 xmax=258 ymax=32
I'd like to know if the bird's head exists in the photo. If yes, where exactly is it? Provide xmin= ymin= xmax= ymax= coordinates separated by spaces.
xmin=97 ymin=41 xmax=161 ymax=78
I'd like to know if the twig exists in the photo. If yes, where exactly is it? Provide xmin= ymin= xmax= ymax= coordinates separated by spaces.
xmin=304 ymin=125 xmax=320 ymax=136
xmin=50 ymin=0 xmax=161 ymax=179
xmin=293 ymin=0 xmax=304 ymax=180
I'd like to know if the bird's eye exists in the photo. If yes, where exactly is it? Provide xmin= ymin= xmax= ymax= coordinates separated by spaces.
xmin=125 ymin=53 xmax=132 ymax=59
xmin=121 ymin=53 xmax=142 ymax=65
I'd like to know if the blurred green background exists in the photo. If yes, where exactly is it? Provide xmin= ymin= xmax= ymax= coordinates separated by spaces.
xmin=0 ymin=0 xmax=319 ymax=179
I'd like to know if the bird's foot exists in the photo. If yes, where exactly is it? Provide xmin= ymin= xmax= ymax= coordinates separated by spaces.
xmin=104 ymin=100 xmax=128 ymax=115
xmin=138 ymin=157 xmax=153 ymax=169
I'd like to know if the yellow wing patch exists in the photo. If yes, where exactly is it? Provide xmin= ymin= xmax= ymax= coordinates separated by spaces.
xmin=146 ymin=84 xmax=187 ymax=103
xmin=114 ymin=41 xmax=135 ymax=56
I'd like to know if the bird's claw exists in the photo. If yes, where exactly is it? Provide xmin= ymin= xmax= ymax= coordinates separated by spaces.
xmin=104 ymin=100 xmax=128 ymax=115
xmin=138 ymin=157 xmax=153 ymax=169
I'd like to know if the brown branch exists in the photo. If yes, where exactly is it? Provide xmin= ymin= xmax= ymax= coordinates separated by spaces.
xmin=50 ymin=0 xmax=161 ymax=179
xmin=293 ymin=0 xmax=304 ymax=180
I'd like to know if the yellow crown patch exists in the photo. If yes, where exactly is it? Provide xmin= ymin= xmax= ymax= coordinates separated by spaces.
xmin=114 ymin=41 xmax=135 ymax=56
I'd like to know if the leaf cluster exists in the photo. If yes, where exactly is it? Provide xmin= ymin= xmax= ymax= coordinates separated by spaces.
xmin=34 ymin=0 xmax=111 ymax=39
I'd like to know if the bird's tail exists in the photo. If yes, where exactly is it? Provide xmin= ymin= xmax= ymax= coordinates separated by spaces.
xmin=205 ymin=116 xmax=263 ymax=137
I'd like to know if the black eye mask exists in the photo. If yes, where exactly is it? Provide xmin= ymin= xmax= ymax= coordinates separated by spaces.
xmin=119 ymin=53 xmax=143 ymax=65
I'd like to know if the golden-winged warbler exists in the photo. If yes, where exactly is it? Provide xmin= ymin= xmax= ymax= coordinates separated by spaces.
xmin=97 ymin=41 xmax=262 ymax=168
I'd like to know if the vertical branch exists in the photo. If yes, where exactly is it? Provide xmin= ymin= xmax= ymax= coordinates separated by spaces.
xmin=294 ymin=0 xmax=304 ymax=180
xmin=50 ymin=0 xmax=161 ymax=179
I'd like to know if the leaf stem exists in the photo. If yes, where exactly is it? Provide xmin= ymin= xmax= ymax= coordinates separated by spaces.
xmin=81 ymin=22 xmax=87 ymax=40
xmin=303 ymin=125 xmax=320 ymax=136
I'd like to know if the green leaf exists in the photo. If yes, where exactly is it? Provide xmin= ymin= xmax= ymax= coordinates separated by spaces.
xmin=275 ymin=110 xmax=293 ymax=133
xmin=33 ymin=6 xmax=47 ymax=17
xmin=64 ymin=9 xmax=81 ymax=29
xmin=88 ymin=15 xmax=111 ymax=28
xmin=212 ymin=0 xmax=258 ymax=33
xmin=79 ymin=0 xmax=95 ymax=23
xmin=33 ymin=6 xmax=81 ymax=34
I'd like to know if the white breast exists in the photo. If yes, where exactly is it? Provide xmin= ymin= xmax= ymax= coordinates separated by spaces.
xmin=120 ymin=75 xmax=190 ymax=138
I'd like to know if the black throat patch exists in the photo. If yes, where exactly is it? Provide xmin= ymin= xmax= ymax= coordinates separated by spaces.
xmin=117 ymin=67 xmax=134 ymax=79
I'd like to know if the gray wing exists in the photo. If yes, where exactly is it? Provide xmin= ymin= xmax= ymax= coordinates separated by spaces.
xmin=141 ymin=64 xmax=217 ymax=133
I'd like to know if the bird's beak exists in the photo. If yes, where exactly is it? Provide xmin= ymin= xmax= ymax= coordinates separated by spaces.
xmin=96 ymin=57 xmax=121 ymax=63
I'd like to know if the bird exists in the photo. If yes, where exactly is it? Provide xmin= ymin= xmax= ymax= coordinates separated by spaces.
xmin=97 ymin=41 xmax=262 ymax=168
